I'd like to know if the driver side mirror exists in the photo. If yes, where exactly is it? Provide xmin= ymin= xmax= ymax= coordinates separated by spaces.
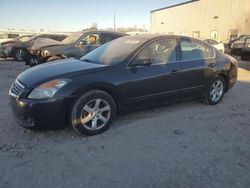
xmin=79 ymin=40 xmax=87 ymax=46
xmin=131 ymin=57 xmax=152 ymax=67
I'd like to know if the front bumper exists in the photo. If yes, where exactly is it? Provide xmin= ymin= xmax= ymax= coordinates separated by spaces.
xmin=9 ymin=96 xmax=74 ymax=128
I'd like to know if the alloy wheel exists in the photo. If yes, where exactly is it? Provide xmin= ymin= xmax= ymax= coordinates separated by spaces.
xmin=16 ymin=49 xmax=26 ymax=61
xmin=80 ymin=99 xmax=111 ymax=131
xmin=210 ymin=80 xmax=224 ymax=102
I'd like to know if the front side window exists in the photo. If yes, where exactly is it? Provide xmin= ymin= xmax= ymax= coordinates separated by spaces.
xmin=180 ymin=39 xmax=214 ymax=61
xmin=78 ymin=34 xmax=100 ymax=46
xmin=131 ymin=38 xmax=176 ymax=65
xmin=9 ymin=34 xmax=19 ymax=38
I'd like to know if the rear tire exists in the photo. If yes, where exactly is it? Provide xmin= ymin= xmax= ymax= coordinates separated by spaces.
xmin=13 ymin=48 xmax=28 ymax=61
xmin=204 ymin=76 xmax=225 ymax=105
xmin=70 ymin=90 xmax=116 ymax=136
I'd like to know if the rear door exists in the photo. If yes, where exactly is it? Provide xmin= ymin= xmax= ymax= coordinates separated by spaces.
xmin=178 ymin=38 xmax=217 ymax=98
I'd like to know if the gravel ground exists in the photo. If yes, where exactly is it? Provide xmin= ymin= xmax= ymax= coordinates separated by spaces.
xmin=0 ymin=58 xmax=250 ymax=188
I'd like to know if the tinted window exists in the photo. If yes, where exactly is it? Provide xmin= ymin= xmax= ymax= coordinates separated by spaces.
xmin=180 ymin=39 xmax=214 ymax=61
xmin=8 ymin=34 xmax=19 ymax=38
xmin=80 ymin=36 xmax=146 ymax=65
xmin=131 ymin=38 xmax=176 ymax=65
xmin=100 ymin=33 xmax=117 ymax=44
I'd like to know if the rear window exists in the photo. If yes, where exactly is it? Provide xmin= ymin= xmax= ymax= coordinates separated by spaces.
xmin=180 ymin=39 xmax=214 ymax=61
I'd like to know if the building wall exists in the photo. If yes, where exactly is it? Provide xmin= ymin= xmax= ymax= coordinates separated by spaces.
xmin=151 ymin=0 xmax=250 ymax=42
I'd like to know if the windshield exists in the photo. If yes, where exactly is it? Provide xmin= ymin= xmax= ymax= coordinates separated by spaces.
xmin=18 ymin=35 xmax=33 ymax=42
xmin=80 ymin=36 xmax=145 ymax=65
xmin=239 ymin=35 xmax=250 ymax=41
xmin=62 ymin=32 xmax=82 ymax=44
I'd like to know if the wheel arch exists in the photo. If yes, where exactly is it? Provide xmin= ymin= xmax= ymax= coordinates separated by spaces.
xmin=71 ymin=82 xmax=122 ymax=112
xmin=10 ymin=47 xmax=27 ymax=57
xmin=217 ymin=72 xmax=229 ymax=92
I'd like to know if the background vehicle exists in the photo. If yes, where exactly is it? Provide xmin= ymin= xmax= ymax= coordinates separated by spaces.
xmin=0 ymin=34 xmax=67 ymax=61
xmin=0 ymin=35 xmax=34 ymax=57
xmin=228 ymin=35 xmax=247 ymax=48
xmin=9 ymin=35 xmax=238 ymax=136
xmin=230 ymin=35 xmax=250 ymax=55
xmin=27 ymin=30 xmax=127 ymax=66
xmin=0 ymin=33 xmax=19 ymax=43
xmin=204 ymin=39 xmax=225 ymax=53
xmin=240 ymin=37 xmax=250 ymax=61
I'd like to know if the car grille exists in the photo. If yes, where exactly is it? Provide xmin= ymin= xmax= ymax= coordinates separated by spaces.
xmin=9 ymin=80 xmax=25 ymax=98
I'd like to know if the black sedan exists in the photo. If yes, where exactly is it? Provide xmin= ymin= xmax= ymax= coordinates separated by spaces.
xmin=9 ymin=35 xmax=238 ymax=136
xmin=27 ymin=30 xmax=127 ymax=66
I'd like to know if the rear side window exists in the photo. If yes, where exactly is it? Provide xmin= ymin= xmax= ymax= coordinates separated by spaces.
xmin=180 ymin=39 xmax=214 ymax=61
xmin=100 ymin=33 xmax=120 ymax=44
xmin=8 ymin=34 xmax=19 ymax=38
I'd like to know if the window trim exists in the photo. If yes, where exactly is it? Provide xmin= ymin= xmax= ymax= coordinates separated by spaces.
xmin=126 ymin=37 xmax=178 ymax=70
xmin=178 ymin=38 xmax=216 ymax=62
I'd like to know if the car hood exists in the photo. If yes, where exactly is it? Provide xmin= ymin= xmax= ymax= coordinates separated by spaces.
xmin=31 ymin=38 xmax=63 ymax=51
xmin=17 ymin=58 xmax=106 ymax=88
xmin=0 ymin=39 xmax=18 ymax=46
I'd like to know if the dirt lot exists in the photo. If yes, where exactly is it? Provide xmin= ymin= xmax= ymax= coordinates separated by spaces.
xmin=0 ymin=58 xmax=250 ymax=188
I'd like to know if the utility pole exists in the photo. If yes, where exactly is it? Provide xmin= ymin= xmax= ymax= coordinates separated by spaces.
xmin=114 ymin=11 xmax=116 ymax=31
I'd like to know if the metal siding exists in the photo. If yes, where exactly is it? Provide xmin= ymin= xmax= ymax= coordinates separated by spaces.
xmin=151 ymin=0 xmax=250 ymax=42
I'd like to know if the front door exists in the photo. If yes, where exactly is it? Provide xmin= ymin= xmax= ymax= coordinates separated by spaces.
xmin=124 ymin=38 xmax=181 ymax=107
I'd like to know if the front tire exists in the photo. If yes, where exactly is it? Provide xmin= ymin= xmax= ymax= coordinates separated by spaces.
xmin=204 ymin=76 xmax=225 ymax=105
xmin=70 ymin=90 xmax=116 ymax=136
xmin=29 ymin=56 xmax=40 ymax=67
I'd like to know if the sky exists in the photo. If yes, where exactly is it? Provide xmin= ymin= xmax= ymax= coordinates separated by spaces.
xmin=0 ymin=0 xmax=187 ymax=32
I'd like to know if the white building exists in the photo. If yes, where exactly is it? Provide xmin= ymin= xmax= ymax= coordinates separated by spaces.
xmin=150 ymin=0 xmax=250 ymax=43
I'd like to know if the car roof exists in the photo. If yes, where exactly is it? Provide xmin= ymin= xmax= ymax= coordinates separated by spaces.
xmin=80 ymin=30 xmax=127 ymax=36
xmin=118 ymin=34 xmax=193 ymax=40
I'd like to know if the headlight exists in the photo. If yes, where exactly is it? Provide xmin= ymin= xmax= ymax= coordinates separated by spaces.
xmin=28 ymin=79 xmax=71 ymax=99
xmin=41 ymin=50 xmax=50 ymax=56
